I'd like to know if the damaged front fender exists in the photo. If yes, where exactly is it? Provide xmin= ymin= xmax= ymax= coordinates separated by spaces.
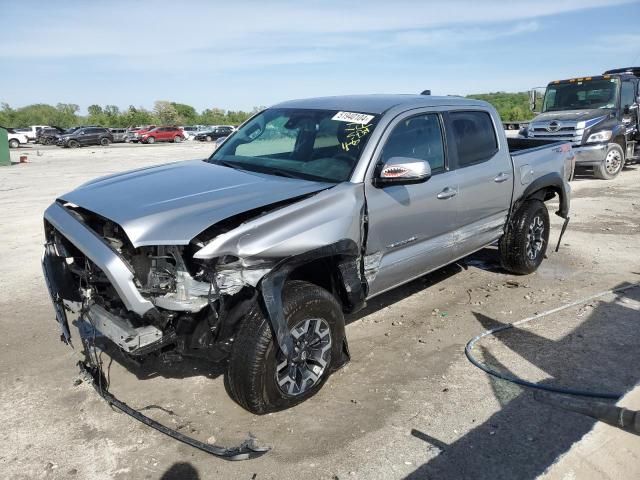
xmin=260 ymin=239 xmax=361 ymax=363
xmin=194 ymin=183 xmax=366 ymax=260
xmin=195 ymin=183 xmax=368 ymax=360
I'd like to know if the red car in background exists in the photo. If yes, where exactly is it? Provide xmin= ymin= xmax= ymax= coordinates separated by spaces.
xmin=139 ymin=126 xmax=185 ymax=144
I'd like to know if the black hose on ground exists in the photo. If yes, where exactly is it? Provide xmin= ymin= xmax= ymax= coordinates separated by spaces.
xmin=464 ymin=282 xmax=640 ymax=400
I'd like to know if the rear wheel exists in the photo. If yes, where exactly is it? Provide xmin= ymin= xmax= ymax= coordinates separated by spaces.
xmin=594 ymin=144 xmax=624 ymax=180
xmin=499 ymin=199 xmax=550 ymax=275
xmin=225 ymin=280 xmax=344 ymax=414
xmin=9 ymin=139 xmax=19 ymax=148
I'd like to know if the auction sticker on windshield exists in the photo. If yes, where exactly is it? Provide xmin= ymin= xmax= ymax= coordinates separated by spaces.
xmin=332 ymin=111 xmax=375 ymax=125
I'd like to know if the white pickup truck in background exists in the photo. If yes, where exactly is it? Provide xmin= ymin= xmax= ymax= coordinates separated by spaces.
xmin=7 ymin=128 xmax=30 ymax=148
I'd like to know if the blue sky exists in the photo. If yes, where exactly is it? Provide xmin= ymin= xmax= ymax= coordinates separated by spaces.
xmin=1 ymin=0 xmax=639 ymax=113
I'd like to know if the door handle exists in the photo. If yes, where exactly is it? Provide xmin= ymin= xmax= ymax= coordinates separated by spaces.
xmin=437 ymin=187 xmax=457 ymax=200
xmin=494 ymin=172 xmax=510 ymax=183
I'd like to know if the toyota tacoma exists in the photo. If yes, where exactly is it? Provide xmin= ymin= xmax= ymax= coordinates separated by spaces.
xmin=42 ymin=95 xmax=572 ymax=414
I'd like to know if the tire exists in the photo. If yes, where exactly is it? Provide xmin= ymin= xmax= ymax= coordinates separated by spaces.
xmin=499 ymin=199 xmax=550 ymax=275
xmin=100 ymin=137 xmax=111 ymax=146
xmin=225 ymin=280 xmax=344 ymax=414
xmin=8 ymin=139 xmax=19 ymax=149
xmin=594 ymin=143 xmax=624 ymax=180
xmin=68 ymin=140 xmax=80 ymax=148
xmin=174 ymin=135 xmax=182 ymax=143
xmin=206 ymin=135 xmax=212 ymax=142
xmin=145 ymin=136 xmax=155 ymax=144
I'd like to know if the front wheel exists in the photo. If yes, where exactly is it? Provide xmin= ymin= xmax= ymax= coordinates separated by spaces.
xmin=68 ymin=140 xmax=80 ymax=148
xmin=205 ymin=135 xmax=212 ymax=142
xmin=499 ymin=199 xmax=550 ymax=275
xmin=145 ymin=136 xmax=155 ymax=144
xmin=173 ymin=135 xmax=182 ymax=143
xmin=100 ymin=137 xmax=111 ymax=146
xmin=9 ymin=139 xmax=19 ymax=148
xmin=594 ymin=144 xmax=624 ymax=180
xmin=225 ymin=280 xmax=344 ymax=414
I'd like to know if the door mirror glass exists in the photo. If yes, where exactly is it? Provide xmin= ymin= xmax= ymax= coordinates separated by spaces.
xmin=529 ymin=87 xmax=545 ymax=113
xmin=373 ymin=156 xmax=431 ymax=187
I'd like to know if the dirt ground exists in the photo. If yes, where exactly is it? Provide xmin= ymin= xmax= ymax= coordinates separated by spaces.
xmin=1 ymin=142 xmax=639 ymax=480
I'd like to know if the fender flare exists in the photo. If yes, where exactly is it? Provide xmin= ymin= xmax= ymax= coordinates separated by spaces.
xmin=258 ymin=239 xmax=363 ymax=365
xmin=514 ymin=172 xmax=570 ymax=219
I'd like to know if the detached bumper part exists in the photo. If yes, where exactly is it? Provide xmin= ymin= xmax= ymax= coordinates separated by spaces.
xmin=78 ymin=362 xmax=270 ymax=460
xmin=41 ymin=243 xmax=75 ymax=344
xmin=44 ymin=202 xmax=154 ymax=316
xmin=84 ymin=304 xmax=163 ymax=353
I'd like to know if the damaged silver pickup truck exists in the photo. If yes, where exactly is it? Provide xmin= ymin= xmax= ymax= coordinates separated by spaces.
xmin=43 ymin=95 xmax=572 ymax=414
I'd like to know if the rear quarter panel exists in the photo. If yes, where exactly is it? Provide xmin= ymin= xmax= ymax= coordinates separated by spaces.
xmin=510 ymin=142 xmax=572 ymax=205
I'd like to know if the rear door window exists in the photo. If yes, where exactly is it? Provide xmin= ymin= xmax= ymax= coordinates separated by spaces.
xmin=448 ymin=111 xmax=498 ymax=167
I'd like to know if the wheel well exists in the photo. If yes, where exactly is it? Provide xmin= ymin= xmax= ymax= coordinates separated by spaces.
xmin=287 ymin=255 xmax=365 ymax=313
xmin=514 ymin=186 xmax=563 ymax=218
xmin=289 ymin=257 xmax=338 ymax=298
xmin=612 ymin=136 xmax=626 ymax=157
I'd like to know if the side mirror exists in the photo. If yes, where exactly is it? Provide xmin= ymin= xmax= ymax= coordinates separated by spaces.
xmin=529 ymin=89 xmax=538 ymax=112
xmin=529 ymin=87 xmax=545 ymax=113
xmin=373 ymin=156 xmax=431 ymax=188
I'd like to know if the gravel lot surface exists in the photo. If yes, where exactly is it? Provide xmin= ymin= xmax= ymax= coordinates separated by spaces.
xmin=1 ymin=143 xmax=639 ymax=479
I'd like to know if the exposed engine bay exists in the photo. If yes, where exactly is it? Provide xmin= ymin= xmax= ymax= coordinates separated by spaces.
xmin=44 ymin=204 xmax=278 ymax=363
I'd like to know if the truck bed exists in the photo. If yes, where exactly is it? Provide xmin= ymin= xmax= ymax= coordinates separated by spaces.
xmin=507 ymin=137 xmax=566 ymax=154
xmin=506 ymin=137 xmax=573 ymax=206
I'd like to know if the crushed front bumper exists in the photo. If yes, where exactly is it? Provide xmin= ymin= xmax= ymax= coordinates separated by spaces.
xmin=42 ymin=202 xmax=160 ymax=348
xmin=44 ymin=202 xmax=154 ymax=315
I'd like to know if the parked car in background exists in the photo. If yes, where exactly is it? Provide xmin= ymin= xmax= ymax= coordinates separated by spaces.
xmin=139 ymin=126 xmax=185 ymax=144
xmin=7 ymin=128 xmax=29 ymax=148
xmin=179 ymin=126 xmax=199 ymax=140
xmin=109 ymin=128 xmax=128 ymax=143
xmin=213 ymin=136 xmax=228 ymax=149
xmin=36 ymin=127 xmax=66 ymax=145
xmin=194 ymin=125 xmax=234 ymax=142
xmin=125 ymin=125 xmax=157 ymax=143
xmin=14 ymin=125 xmax=49 ymax=142
xmin=56 ymin=127 xmax=113 ymax=148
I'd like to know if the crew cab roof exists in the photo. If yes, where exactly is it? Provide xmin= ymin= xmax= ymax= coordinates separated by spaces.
xmin=272 ymin=94 xmax=489 ymax=114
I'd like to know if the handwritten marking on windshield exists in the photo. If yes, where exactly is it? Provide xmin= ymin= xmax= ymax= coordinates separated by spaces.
xmin=341 ymin=123 xmax=372 ymax=152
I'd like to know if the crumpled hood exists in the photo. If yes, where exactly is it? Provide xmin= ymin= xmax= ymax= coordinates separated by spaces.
xmin=531 ymin=108 xmax=613 ymax=124
xmin=60 ymin=160 xmax=330 ymax=247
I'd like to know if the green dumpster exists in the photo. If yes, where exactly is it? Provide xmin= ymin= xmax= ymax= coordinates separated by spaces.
xmin=0 ymin=126 xmax=10 ymax=166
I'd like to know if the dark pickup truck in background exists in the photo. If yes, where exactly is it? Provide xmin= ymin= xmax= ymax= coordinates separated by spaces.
xmin=526 ymin=66 xmax=640 ymax=179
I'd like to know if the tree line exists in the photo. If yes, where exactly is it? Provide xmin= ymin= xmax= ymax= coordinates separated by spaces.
xmin=465 ymin=92 xmax=534 ymax=121
xmin=0 ymin=92 xmax=534 ymax=129
xmin=0 ymin=101 xmax=261 ymax=129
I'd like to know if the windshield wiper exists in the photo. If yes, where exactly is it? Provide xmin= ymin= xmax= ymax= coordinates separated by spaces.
xmin=212 ymin=159 xmax=243 ymax=170
xmin=263 ymin=168 xmax=301 ymax=179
